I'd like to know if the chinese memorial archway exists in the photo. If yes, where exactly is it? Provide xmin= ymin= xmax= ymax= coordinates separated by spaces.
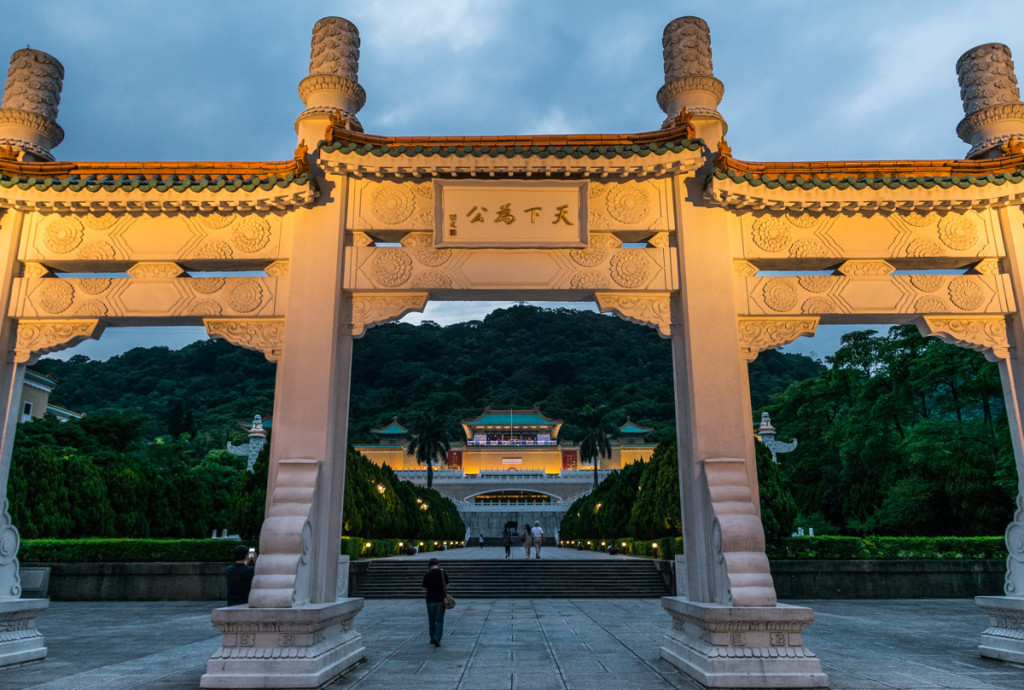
xmin=0 ymin=15 xmax=1024 ymax=689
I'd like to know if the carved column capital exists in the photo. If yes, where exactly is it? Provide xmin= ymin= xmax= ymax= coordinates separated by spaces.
xmin=594 ymin=292 xmax=674 ymax=338
xmin=346 ymin=292 xmax=428 ymax=338
xmin=205 ymin=318 xmax=285 ymax=362
xmin=916 ymin=315 xmax=1009 ymax=362
xmin=736 ymin=317 xmax=818 ymax=361
xmin=13 ymin=318 xmax=103 ymax=364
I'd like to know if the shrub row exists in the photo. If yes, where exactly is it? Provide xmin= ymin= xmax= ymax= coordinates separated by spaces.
xmin=770 ymin=535 xmax=1007 ymax=560
xmin=21 ymin=538 xmax=246 ymax=563
xmin=559 ymin=537 xmax=682 ymax=559
xmin=340 ymin=536 xmax=465 ymax=559
xmin=22 ymin=537 xmax=467 ymax=563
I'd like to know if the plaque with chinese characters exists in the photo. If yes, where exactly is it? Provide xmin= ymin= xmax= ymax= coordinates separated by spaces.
xmin=433 ymin=180 xmax=588 ymax=248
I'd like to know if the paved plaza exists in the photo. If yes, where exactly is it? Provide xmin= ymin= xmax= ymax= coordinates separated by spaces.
xmin=2 ymin=593 xmax=1024 ymax=689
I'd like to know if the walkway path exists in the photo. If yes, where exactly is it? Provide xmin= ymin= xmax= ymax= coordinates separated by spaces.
xmin=384 ymin=545 xmax=640 ymax=561
xmin=3 ymin=598 xmax=1024 ymax=689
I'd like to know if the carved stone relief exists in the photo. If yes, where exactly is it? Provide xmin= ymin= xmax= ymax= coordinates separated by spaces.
xmin=570 ymin=234 xmax=620 ymax=266
xmin=594 ymin=292 xmax=673 ymax=337
xmin=347 ymin=293 xmax=428 ymax=337
xmin=609 ymin=252 xmax=652 ymax=288
xmin=401 ymin=233 xmax=451 ymax=266
xmin=588 ymin=181 xmax=671 ymax=231
xmin=742 ymin=274 xmax=1007 ymax=318
xmin=26 ymin=212 xmax=285 ymax=264
xmin=205 ymin=318 xmax=285 ymax=362
xmin=350 ymin=180 xmax=433 ymax=231
xmin=370 ymin=249 xmax=413 ymax=287
xmin=13 ymin=319 xmax=102 ymax=364
xmin=737 ymin=318 xmax=818 ymax=361
xmin=14 ymin=277 xmax=280 ymax=320
xmin=740 ymin=209 xmax=999 ymax=262
xmin=916 ymin=315 xmax=1009 ymax=362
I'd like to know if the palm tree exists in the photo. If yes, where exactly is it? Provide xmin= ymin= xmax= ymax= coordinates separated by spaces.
xmin=406 ymin=412 xmax=451 ymax=489
xmin=577 ymin=404 xmax=615 ymax=488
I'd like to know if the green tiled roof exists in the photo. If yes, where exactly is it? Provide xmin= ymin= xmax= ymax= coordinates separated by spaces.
xmin=619 ymin=421 xmax=651 ymax=435
xmin=467 ymin=413 xmax=556 ymax=427
xmin=320 ymin=140 xmax=702 ymax=159
xmin=372 ymin=421 xmax=408 ymax=435
xmin=0 ymin=171 xmax=313 ymax=193
xmin=710 ymin=167 xmax=1024 ymax=191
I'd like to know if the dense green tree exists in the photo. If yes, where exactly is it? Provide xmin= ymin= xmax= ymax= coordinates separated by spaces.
xmin=755 ymin=441 xmax=797 ymax=546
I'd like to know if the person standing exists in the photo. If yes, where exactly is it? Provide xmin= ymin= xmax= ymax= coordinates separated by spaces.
xmin=225 ymin=544 xmax=255 ymax=606
xmin=478 ymin=533 xmax=485 ymax=549
xmin=522 ymin=523 xmax=533 ymax=558
xmin=531 ymin=521 xmax=544 ymax=559
xmin=421 ymin=557 xmax=449 ymax=647
xmin=502 ymin=529 xmax=512 ymax=559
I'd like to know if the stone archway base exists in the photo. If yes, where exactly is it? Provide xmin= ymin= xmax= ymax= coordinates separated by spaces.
xmin=660 ymin=597 xmax=827 ymax=688
xmin=0 ymin=598 xmax=47 ymax=666
xmin=200 ymin=598 xmax=364 ymax=689
xmin=977 ymin=595 xmax=1024 ymax=663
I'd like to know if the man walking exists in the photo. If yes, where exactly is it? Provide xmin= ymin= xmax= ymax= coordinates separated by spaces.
xmin=421 ymin=557 xmax=449 ymax=647
xmin=531 ymin=521 xmax=544 ymax=559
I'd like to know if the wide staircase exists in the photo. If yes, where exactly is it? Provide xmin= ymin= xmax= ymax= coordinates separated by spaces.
xmin=352 ymin=559 xmax=671 ymax=598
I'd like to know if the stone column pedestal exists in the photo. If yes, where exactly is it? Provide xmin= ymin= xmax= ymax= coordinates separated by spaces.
xmin=200 ymin=598 xmax=364 ymax=689
xmin=977 ymin=595 xmax=1024 ymax=663
xmin=660 ymin=597 xmax=827 ymax=689
xmin=0 ymin=598 xmax=47 ymax=666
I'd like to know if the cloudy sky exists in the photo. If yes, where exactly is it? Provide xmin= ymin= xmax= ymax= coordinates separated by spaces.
xmin=4 ymin=1 xmax=1024 ymax=362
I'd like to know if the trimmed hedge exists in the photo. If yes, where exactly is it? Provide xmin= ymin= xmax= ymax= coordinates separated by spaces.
xmin=559 ymin=535 xmax=1007 ymax=561
xmin=22 ymin=537 xmax=466 ymax=563
xmin=770 ymin=536 xmax=1007 ymax=560
xmin=21 ymin=538 xmax=247 ymax=563
xmin=341 ymin=536 xmax=464 ymax=559
xmin=560 ymin=537 xmax=681 ymax=559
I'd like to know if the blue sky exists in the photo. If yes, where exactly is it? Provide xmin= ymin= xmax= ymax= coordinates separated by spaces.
xmin=4 ymin=1 xmax=1023 ymax=361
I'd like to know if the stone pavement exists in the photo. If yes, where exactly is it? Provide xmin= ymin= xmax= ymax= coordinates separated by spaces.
xmin=2 ymin=598 xmax=1024 ymax=689
xmin=383 ymin=545 xmax=639 ymax=561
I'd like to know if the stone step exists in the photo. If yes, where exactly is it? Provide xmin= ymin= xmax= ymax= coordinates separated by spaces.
xmin=353 ymin=559 xmax=670 ymax=598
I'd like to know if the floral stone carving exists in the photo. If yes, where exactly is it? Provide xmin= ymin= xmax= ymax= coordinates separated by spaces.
xmin=402 ymin=233 xmax=451 ymax=266
xmin=226 ymin=279 xmax=264 ymax=313
xmin=917 ymin=315 xmax=1009 ymax=362
xmin=737 ymin=318 xmax=819 ymax=361
xmin=594 ymin=293 xmax=672 ymax=337
xmin=232 ymin=216 xmax=272 ymax=253
xmin=205 ymin=318 xmax=284 ymax=362
xmin=937 ymin=214 xmax=979 ymax=251
xmin=609 ymin=252 xmax=651 ymax=288
xmin=569 ymin=234 xmax=620 ymax=267
xmin=348 ymin=293 xmax=428 ymax=337
xmin=371 ymin=249 xmax=413 ymax=287
xmin=371 ymin=183 xmax=415 ymax=226
xmin=750 ymin=216 xmax=790 ymax=252
xmin=948 ymin=276 xmax=987 ymax=310
xmin=76 ymin=241 xmax=116 ymax=261
xmin=37 ymin=281 xmax=74 ymax=314
xmin=605 ymin=184 xmax=651 ymax=224
xmin=13 ymin=319 xmax=102 ymax=363
xmin=43 ymin=216 xmax=84 ymax=254
xmin=762 ymin=278 xmax=798 ymax=312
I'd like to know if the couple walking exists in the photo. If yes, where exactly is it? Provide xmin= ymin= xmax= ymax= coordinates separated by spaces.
xmin=521 ymin=520 xmax=544 ymax=558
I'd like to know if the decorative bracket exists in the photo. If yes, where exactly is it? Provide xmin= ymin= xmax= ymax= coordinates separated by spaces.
xmin=13 ymin=319 xmax=104 ymax=364
xmin=915 ymin=315 xmax=1009 ymax=362
xmin=346 ymin=292 xmax=428 ymax=338
xmin=594 ymin=292 xmax=673 ymax=338
xmin=205 ymin=318 xmax=285 ymax=362
xmin=737 ymin=317 xmax=819 ymax=361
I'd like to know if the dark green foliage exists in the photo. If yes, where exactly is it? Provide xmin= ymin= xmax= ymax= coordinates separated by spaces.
xmin=770 ymin=535 xmax=1006 ymax=560
xmin=20 ymin=538 xmax=247 ymax=562
xmin=756 ymin=441 xmax=798 ymax=547
xmin=229 ymin=441 xmax=269 ymax=540
xmin=628 ymin=439 xmax=681 ymax=539
xmin=406 ymin=412 xmax=451 ymax=490
xmin=576 ymin=404 xmax=615 ymax=488
xmin=343 ymin=448 xmax=464 ymax=540
xmin=766 ymin=325 xmax=1014 ymax=537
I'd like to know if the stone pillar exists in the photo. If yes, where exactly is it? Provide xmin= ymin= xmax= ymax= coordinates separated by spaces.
xmin=956 ymin=43 xmax=1024 ymax=158
xmin=295 ymin=16 xmax=366 ymax=146
xmin=657 ymin=17 xmax=726 ymax=147
xmin=658 ymin=169 xmax=826 ymax=687
xmin=0 ymin=49 xmax=64 ymax=161
xmin=0 ymin=210 xmax=47 ymax=666
xmin=201 ymin=21 xmax=365 ymax=687
xmin=976 ymin=206 xmax=1024 ymax=662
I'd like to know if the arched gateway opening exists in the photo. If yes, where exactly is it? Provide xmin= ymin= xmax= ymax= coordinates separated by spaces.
xmin=1 ymin=14 xmax=1024 ymax=690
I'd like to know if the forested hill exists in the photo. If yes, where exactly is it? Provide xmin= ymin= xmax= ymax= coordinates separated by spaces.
xmin=33 ymin=305 xmax=824 ymax=442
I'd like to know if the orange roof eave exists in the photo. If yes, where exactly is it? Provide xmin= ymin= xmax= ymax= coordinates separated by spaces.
xmin=717 ymin=153 xmax=1024 ymax=179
